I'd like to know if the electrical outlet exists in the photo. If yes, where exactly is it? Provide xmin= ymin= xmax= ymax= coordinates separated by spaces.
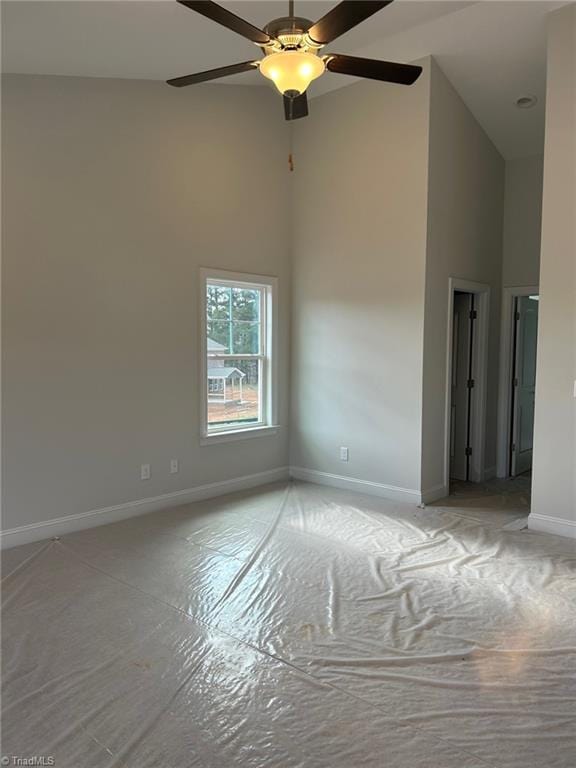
xmin=170 ymin=458 xmax=179 ymax=474
xmin=140 ymin=463 xmax=151 ymax=481
xmin=339 ymin=446 xmax=349 ymax=462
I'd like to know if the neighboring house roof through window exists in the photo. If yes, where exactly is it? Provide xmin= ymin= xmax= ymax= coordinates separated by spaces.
xmin=207 ymin=338 xmax=228 ymax=353
xmin=207 ymin=367 xmax=245 ymax=380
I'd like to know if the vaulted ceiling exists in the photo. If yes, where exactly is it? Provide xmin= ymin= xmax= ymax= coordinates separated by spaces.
xmin=2 ymin=1 xmax=568 ymax=158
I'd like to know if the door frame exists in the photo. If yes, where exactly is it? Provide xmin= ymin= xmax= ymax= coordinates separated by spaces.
xmin=444 ymin=278 xmax=491 ymax=489
xmin=496 ymin=285 xmax=539 ymax=478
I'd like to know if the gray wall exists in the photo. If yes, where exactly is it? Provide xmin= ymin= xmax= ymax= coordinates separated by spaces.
xmin=421 ymin=60 xmax=505 ymax=493
xmin=502 ymin=155 xmax=543 ymax=288
xmin=2 ymin=75 xmax=291 ymax=530
xmin=289 ymin=64 xmax=432 ymax=497
xmin=289 ymin=57 xmax=505 ymax=501
xmin=4 ymin=54 xmax=570 ymax=534
xmin=530 ymin=5 xmax=576 ymax=535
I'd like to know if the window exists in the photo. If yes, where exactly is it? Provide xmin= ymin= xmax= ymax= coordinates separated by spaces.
xmin=201 ymin=269 xmax=277 ymax=441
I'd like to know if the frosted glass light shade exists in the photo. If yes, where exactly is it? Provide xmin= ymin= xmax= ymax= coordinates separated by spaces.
xmin=259 ymin=51 xmax=325 ymax=95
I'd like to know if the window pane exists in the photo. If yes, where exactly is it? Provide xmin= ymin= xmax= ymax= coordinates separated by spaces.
xmin=207 ymin=320 xmax=231 ymax=353
xmin=232 ymin=321 xmax=260 ymax=354
xmin=207 ymin=285 xmax=262 ymax=355
xmin=207 ymin=358 xmax=260 ymax=430
xmin=207 ymin=284 xmax=231 ymax=321
xmin=231 ymin=287 xmax=260 ymax=322
xmin=207 ymin=320 xmax=259 ymax=355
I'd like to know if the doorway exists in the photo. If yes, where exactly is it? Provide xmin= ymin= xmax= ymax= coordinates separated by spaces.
xmin=497 ymin=286 xmax=539 ymax=479
xmin=509 ymin=295 xmax=539 ymax=476
xmin=450 ymin=291 xmax=476 ymax=481
xmin=444 ymin=278 xmax=491 ymax=490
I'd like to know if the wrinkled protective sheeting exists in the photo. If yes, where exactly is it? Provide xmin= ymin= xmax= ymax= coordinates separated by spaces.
xmin=2 ymin=481 xmax=575 ymax=768
xmin=1 ymin=539 xmax=50 ymax=579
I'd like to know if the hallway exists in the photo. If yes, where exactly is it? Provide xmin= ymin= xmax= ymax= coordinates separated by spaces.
xmin=429 ymin=475 xmax=531 ymax=527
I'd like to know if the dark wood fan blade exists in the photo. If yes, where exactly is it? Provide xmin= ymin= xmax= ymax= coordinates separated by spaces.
xmin=307 ymin=1 xmax=392 ymax=46
xmin=167 ymin=61 xmax=257 ymax=87
xmin=325 ymin=54 xmax=422 ymax=85
xmin=284 ymin=92 xmax=309 ymax=121
xmin=177 ymin=1 xmax=271 ymax=45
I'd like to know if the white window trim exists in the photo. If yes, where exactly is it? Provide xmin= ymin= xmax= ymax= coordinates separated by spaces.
xmin=199 ymin=268 xmax=279 ymax=444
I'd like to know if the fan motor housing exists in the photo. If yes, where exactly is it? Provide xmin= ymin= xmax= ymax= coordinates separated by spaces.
xmin=263 ymin=16 xmax=314 ymax=50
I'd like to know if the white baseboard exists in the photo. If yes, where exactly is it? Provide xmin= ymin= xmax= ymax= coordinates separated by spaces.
xmin=421 ymin=484 xmax=448 ymax=505
xmin=528 ymin=513 xmax=576 ymax=539
xmin=289 ymin=466 xmax=422 ymax=505
xmin=0 ymin=466 xmax=290 ymax=550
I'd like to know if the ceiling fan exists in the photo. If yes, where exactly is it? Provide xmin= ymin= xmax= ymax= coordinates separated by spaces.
xmin=167 ymin=0 xmax=422 ymax=120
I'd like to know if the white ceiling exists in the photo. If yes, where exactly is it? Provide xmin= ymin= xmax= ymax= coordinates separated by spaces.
xmin=1 ymin=1 xmax=567 ymax=158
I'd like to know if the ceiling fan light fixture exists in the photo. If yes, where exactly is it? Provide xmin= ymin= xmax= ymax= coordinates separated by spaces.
xmin=259 ymin=51 xmax=325 ymax=95
xmin=169 ymin=1 xmax=423 ymax=120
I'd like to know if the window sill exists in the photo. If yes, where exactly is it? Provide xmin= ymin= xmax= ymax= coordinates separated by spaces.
xmin=200 ymin=425 xmax=280 ymax=446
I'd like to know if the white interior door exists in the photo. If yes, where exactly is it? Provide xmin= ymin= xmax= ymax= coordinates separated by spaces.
xmin=450 ymin=293 xmax=473 ymax=482
xmin=511 ymin=295 xmax=539 ymax=476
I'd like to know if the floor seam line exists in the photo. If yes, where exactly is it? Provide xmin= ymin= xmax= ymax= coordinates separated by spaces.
xmin=1 ymin=539 xmax=55 ymax=582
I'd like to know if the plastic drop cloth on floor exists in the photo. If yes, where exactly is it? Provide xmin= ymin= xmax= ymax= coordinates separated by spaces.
xmin=2 ymin=480 xmax=575 ymax=768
